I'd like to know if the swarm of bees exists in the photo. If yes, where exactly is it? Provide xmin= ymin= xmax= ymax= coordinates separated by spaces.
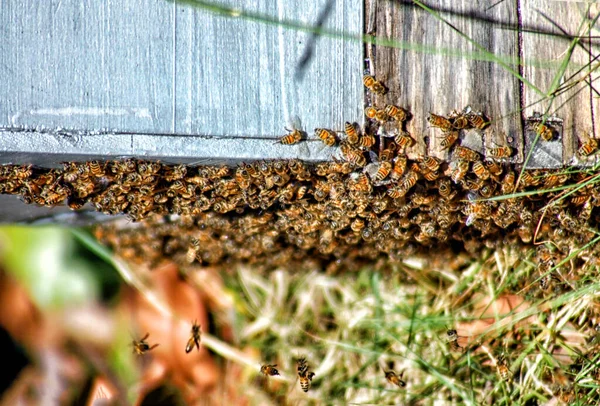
xmin=297 ymin=357 xmax=316 ymax=392
xmin=0 ymin=75 xmax=597 ymax=276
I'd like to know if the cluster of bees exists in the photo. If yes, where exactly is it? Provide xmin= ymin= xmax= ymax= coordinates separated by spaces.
xmin=0 ymin=76 xmax=598 ymax=276
xmin=131 ymin=320 xmax=201 ymax=356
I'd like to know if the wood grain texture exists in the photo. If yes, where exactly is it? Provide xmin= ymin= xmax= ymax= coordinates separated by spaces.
xmin=370 ymin=0 xmax=600 ymax=167
xmin=371 ymin=0 xmax=523 ymax=162
xmin=0 ymin=0 xmax=362 ymax=141
xmin=520 ymin=0 xmax=599 ymax=167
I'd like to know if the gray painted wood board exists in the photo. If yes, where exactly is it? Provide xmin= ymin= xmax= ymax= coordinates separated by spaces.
xmin=0 ymin=0 xmax=363 ymax=141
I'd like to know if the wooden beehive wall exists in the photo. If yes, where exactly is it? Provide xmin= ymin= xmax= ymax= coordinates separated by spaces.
xmin=368 ymin=0 xmax=600 ymax=168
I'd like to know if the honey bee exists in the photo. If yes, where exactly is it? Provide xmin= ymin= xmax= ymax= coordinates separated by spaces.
xmin=578 ymin=137 xmax=598 ymax=157
xmin=344 ymin=122 xmax=360 ymax=145
xmin=385 ymin=105 xmax=408 ymax=122
xmin=185 ymin=320 xmax=202 ymax=353
xmin=379 ymin=143 xmax=398 ymax=162
xmin=450 ymin=160 xmax=469 ymax=183
xmin=132 ymin=333 xmax=159 ymax=355
xmin=439 ymin=131 xmax=459 ymax=150
xmin=543 ymin=173 xmax=569 ymax=188
xmin=418 ymin=156 xmax=441 ymax=172
xmin=520 ymin=171 xmax=539 ymax=187
xmin=390 ymin=156 xmax=407 ymax=181
xmin=365 ymin=106 xmax=378 ymax=119
xmin=315 ymin=128 xmax=337 ymax=147
xmin=451 ymin=114 xmax=469 ymax=130
xmin=501 ymin=170 xmax=515 ymax=194
xmin=385 ymin=370 xmax=406 ymax=388
xmin=446 ymin=329 xmax=464 ymax=352
xmin=348 ymin=172 xmax=372 ymax=194
xmin=260 ymin=364 xmax=280 ymax=376
xmin=358 ymin=134 xmax=376 ymax=149
xmin=487 ymin=145 xmax=513 ymax=159
xmin=340 ymin=142 xmax=367 ymax=167
xmin=88 ymin=160 xmax=105 ymax=177
xmin=14 ymin=165 xmax=33 ymax=180
xmin=374 ymin=109 xmax=389 ymax=123
xmin=363 ymin=75 xmax=386 ymax=95
xmin=395 ymin=132 xmax=415 ymax=148
xmin=388 ymin=171 xmax=418 ymax=198
xmin=454 ymin=146 xmax=480 ymax=162
xmin=483 ymin=160 xmax=503 ymax=177
xmin=533 ymin=122 xmax=554 ymax=141
xmin=185 ymin=238 xmax=200 ymax=263
xmin=373 ymin=161 xmax=392 ymax=182
xmin=466 ymin=112 xmax=489 ymax=129
xmin=278 ymin=128 xmax=303 ymax=145
xmin=427 ymin=113 xmax=453 ymax=131
xmin=297 ymin=357 xmax=315 ymax=392
xmin=351 ymin=218 xmax=366 ymax=232
xmin=496 ymin=354 xmax=511 ymax=382
xmin=471 ymin=161 xmax=490 ymax=180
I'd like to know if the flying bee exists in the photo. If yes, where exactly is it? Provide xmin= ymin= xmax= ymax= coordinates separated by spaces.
xmin=260 ymin=364 xmax=280 ymax=377
xmin=487 ymin=145 xmax=513 ymax=159
xmin=315 ymin=128 xmax=337 ymax=147
xmin=385 ymin=370 xmax=406 ymax=388
xmin=466 ymin=112 xmax=489 ymax=129
xmin=363 ymin=75 xmax=387 ymax=95
xmin=472 ymin=161 xmax=490 ymax=180
xmin=427 ymin=113 xmax=453 ymax=131
xmin=344 ymin=122 xmax=360 ymax=145
xmin=533 ymin=122 xmax=555 ymax=141
xmin=185 ymin=320 xmax=202 ymax=353
xmin=295 ymin=364 xmax=315 ymax=391
xmin=132 ymin=333 xmax=159 ymax=355
xmin=385 ymin=105 xmax=408 ymax=122
xmin=578 ymin=137 xmax=598 ymax=157
xmin=454 ymin=146 xmax=480 ymax=162
xmin=496 ymin=355 xmax=512 ymax=382
xmin=446 ymin=329 xmax=464 ymax=352
xmin=439 ymin=131 xmax=459 ymax=150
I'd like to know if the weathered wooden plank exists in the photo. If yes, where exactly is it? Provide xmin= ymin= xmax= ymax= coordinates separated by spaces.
xmin=0 ymin=0 xmax=176 ymax=133
xmin=0 ymin=128 xmax=339 ymax=167
xmin=371 ymin=0 xmax=523 ymax=162
xmin=520 ymin=0 xmax=600 ymax=167
xmin=175 ymin=0 xmax=363 ymax=138
xmin=0 ymin=0 xmax=362 ymax=141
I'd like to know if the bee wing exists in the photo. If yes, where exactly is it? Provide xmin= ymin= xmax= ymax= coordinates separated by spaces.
xmin=287 ymin=115 xmax=302 ymax=132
